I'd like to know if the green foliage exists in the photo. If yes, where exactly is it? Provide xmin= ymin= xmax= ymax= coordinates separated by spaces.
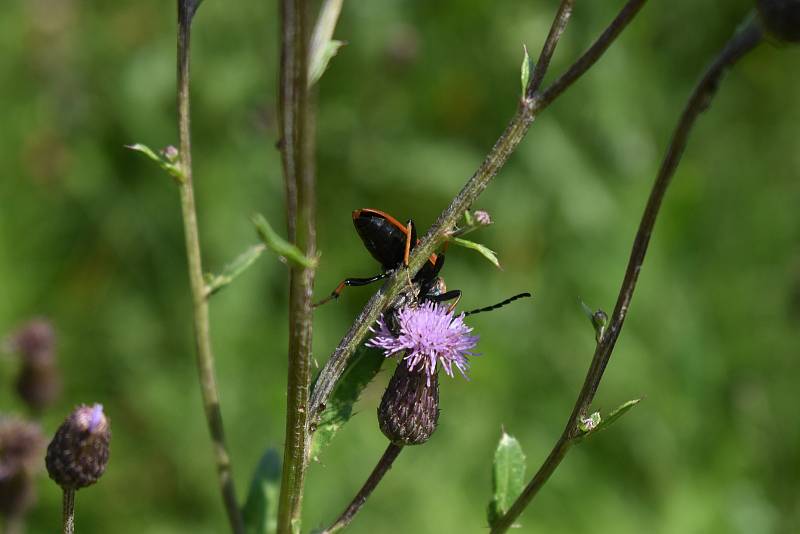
xmin=242 ymin=448 xmax=281 ymax=534
xmin=2 ymin=1 xmax=799 ymax=532
xmin=205 ymin=244 xmax=266 ymax=296
xmin=451 ymin=237 xmax=501 ymax=268
xmin=520 ymin=45 xmax=532 ymax=96
xmin=126 ymin=143 xmax=185 ymax=183
xmin=488 ymin=431 xmax=527 ymax=527
xmin=309 ymin=346 xmax=385 ymax=462
xmin=252 ymin=213 xmax=318 ymax=268
xmin=576 ymin=399 xmax=642 ymax=443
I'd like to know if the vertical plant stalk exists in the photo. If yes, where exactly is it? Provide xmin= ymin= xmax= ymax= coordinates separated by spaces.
xmin=61 ymin=488 xmax=75 ymax=534
xmin=176 ymin=2 xmax=244 ymax=533
xmin=321 ymin=443 xmax=404 ymax=534
xmin=276 ymin=0 xmax=317 ymax=532
xmin=307 ymin=0 xmax=648 ymax=447
xmin=489 ymin=15 xmax=763 ymax=534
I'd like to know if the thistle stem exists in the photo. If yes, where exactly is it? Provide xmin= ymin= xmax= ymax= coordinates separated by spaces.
xmin=322 ymin=443 xmax=404 ymax=534
xmin=62 ymin=488 xmax=75 ymax=534
xmin=489 ymin=14 xmax=763 ymax=534
xmin=308 ymin=0 xmax=648 ymax=456
xmin=275 ymin=0 xmax=317 ymax=532
xmin=176 ymin=2 xmax=244 ymax=532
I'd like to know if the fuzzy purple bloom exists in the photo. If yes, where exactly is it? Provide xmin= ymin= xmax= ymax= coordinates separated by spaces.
xmin=367 ymin=302 xmax=480 ymax=383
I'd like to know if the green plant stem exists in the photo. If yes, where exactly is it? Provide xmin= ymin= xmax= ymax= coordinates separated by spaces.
xmin=176 ymin=3 xmax=244 ymax=533
xmin=62 ymin=488 xmax=74 ymax=534
xmin=321 ymin=443 xmax=404 ymax=534
xmin=276 ymin=0 xmax=317 ymax=532
xmin=488 ymin=14 xmax=763 ymax=534
xmin=307 ymin=0 xmax=648 ymax=452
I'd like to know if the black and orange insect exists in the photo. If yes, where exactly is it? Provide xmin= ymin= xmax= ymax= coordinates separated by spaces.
xmin=316 ymin=208 xmax=530 ymax=316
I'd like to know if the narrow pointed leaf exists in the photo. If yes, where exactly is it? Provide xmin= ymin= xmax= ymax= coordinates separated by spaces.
xmin=488 ymin=431 xmax=526 ymax=527
xmin=575 ymin=398 xmax=642 ymax=443
xmin=451 ymin=237 xmax=501 ymax=268
xmin=309 ymin=345 xmax=385 ymax=461
xmin=205 ymin=244 xmax=266 ymax=297
xmin=309 ymin=40 xmax=345 ymax=87
xmin=252 ymin=213 xmax=318 ymax=268
xmin=520 ymin=44 xmax=531 ymax=96
xmin=242 ymin=448 xmax=281 ymax=534
xmin=308 ymin=0 xmax=345 ymax=87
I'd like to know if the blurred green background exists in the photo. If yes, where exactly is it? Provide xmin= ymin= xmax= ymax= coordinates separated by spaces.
xmin=2 ymin=0 xmax=799 ymax=532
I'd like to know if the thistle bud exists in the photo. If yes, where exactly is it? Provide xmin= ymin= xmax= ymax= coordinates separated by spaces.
xmin=473 ymin=210 xmax=492 ymax=226
xmin=10 ymin=318 xmax=61 ymax=412
xmin=11 ymin=319 xmax=55 ymax=363
xmin=46 ymin=404 xmax=110 ymax=490
xmin=0 ymin=418 xmax=45 ymax=520
xmin=757 ymin=0 xmax=800 ymax=42
xmin=378 ymin=363 xmax=440 ymax=445
xmin=368 ymin=302 xmax=480 ymax=445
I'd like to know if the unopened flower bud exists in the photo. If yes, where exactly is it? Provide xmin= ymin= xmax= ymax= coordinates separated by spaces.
xmin=473 ymin=210 xmax=492 ymax=226
xmin=0 ymin=418 xmax=45 ymax=520
xmin=46 ymin=404 xmax=110 ymax=490
xmin=757 ymin=0 xmax=800 ymax=42
xmin=16 ymin=363 xmax=61 ymax=414
xmin=162 ymin=145 xmax=179 ymax=162
xmin=378 ymin=363 xmax=439 ymax=445
xmin=10 ymin=318 xmax=61 ymax=412
xmin=11 ymin=319 xmax=55 ymax=365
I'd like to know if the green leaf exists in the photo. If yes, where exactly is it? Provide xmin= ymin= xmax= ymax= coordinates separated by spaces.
xmin=488 ymin=431 xmax=526 ymax=527
xmin=575 ymin=399 xmax=642 ymax=443
xmin=126 ymin=143 xmax=185 ymax=183
xmin=451 ymin=237 xmax=501 ymax=268
xmin=520 ymin=45 xmax=531 ymax=96
xmin=308 ymin=0 xmax=345 ymax=87
xmin=309 ymin=40 xmax=345 ymax=88
xmin=205 ymin=244 xmax=266 ymax=297
xmin=242 ymin=448 xmax=281 ymax=534
xmin=252 ymin=213 xmax=318 ymax=269
xmin=309 ymin=345 xmax=385 ymax=461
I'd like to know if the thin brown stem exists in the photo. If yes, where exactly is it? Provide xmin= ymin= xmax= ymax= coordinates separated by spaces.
xmin=62 ymin=488 xmax=75 ymax=534
xmin=489 ymin=14 xmax=763 ymax=534
xmin=307 ymin=0 xmax=648 ymax=457
xmin=322 ymin=443 xmax=404 ymax=534
xmin=538 ymin=0 xmax=647 ymax=108
xmin=527 ymin=0 xmax=574 ymax=96
xmin=276 ymin=0 xmax=317 ymax=532
xmin=176 ymin=2 xmax=244 ymax=532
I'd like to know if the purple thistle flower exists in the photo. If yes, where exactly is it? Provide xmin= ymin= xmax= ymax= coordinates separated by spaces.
xmin=367 ymin=301 xmax=480 ymax=383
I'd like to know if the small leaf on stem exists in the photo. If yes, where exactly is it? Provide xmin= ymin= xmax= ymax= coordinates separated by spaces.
xmin=575 ymin=399 xmax=642 ymax=443
xmin=520 ymin=45 xmax=532 ymax=97
xmin=309 ymin=40 xmax=345 ymax=87
xmin=252 ymin=213 xmax=318 ymax=269
xmin=578 ymin=298 xmax=608 ymax=343
xmin=308 ymin=0 xmax=345 ymax=87
xmin=205 ymin=244 xmax=267 ymax=297
xmin=488 ymin=431 xmax=526 ymax=527
xmin=242 ymin=448 xmax=281 ymax=534
xmin=451 ymin=237 xmax=501 ymax=268
xmin=126 ymin=143 xmax=186 ymax=183
xmin=309 ymin=346 xmax=385 ymax=461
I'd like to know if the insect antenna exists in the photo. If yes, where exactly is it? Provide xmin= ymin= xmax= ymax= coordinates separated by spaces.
xmin=463 ymin=292 xmax=532 ymax=317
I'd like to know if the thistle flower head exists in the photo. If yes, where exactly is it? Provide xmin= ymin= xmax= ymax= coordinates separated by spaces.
xmin=367 ymin=301 xmax=480 ymax=383
xmin=46 ymin=404 xmax=110 ymax=490
xmin=0 ymin=417 xmax=45 ymax=520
